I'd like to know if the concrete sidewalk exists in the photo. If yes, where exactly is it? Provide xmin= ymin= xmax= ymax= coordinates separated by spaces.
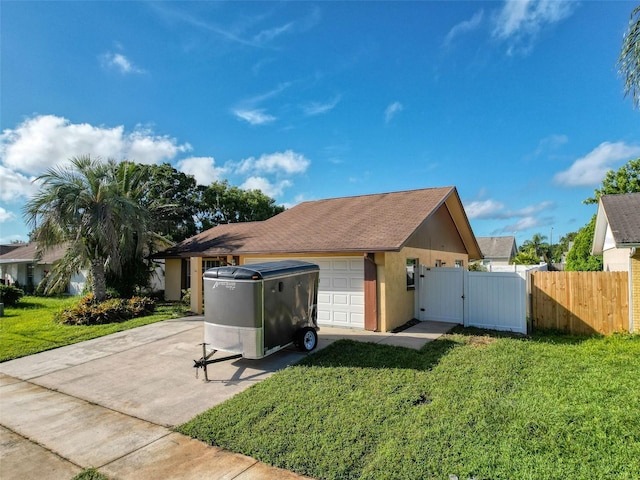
xmin=0 ymin=318 xmax=456 ymax=480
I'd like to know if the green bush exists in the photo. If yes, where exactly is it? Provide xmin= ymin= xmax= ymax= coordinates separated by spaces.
xmin=0 ymin=284 xmax=25 ymax=306
xmin=55 ymin=294 xmax=156 ymax=326
xmin=181 ymin=288 xmax=191 ymax=306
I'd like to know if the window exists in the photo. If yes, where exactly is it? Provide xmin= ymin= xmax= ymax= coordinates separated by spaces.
xmin=455 ymin=259 xmax=464 ymax=268
xmin=435 ymin=259 xmax=442 ymax=268
xmin=203 ymin=259 xmax=223 ymax=271
xmin=406 ymin=258 xmax=418 ymax=290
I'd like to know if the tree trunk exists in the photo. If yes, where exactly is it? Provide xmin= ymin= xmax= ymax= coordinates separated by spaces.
xmin=91 ymin=258 xmax=107 ymax=302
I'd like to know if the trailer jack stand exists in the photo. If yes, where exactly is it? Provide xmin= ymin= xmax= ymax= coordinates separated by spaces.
xmin=194 ymin=343 xmax=242 ymax=381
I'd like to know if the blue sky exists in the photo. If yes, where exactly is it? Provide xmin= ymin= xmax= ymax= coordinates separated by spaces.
xmin=1 ymin=1 xmax=639 ymax=248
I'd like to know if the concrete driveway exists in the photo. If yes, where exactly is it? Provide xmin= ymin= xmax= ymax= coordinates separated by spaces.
xmin=0 ymin=316 xmax=455 ymax=479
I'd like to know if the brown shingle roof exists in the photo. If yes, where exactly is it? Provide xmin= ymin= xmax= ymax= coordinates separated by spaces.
xmin=0 ymin=243 xmax=68 ymax=264
xmin=601 ymin=193 xmax=640 ymax=245
xmin=159 ymin=186 xmax=480 ymax=258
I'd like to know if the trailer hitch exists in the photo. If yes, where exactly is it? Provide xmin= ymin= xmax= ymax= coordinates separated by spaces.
xmin=194 ymin=343 xmax=242 ymax=381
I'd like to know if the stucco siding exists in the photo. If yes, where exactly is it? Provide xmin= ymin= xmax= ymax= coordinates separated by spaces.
xmin=165 ymin=258 xmax=182 ymax=301
xmin=380 ymin=246 xmax=470 ymax=332
xmin=632 ymin=253 xmax=640 ymax=332
xmin=405 ymin=206 xmax=467 ymax=258
xmin=603 ymin=247 xmax=631 ymax=272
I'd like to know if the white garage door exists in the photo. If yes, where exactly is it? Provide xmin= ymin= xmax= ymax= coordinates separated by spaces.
xmin=244 ymin=256 xmax=365 ymax=329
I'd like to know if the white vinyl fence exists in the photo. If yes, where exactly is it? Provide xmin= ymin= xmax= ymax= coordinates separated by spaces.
xmin=416 ymin=266 xmax=527 ymax=334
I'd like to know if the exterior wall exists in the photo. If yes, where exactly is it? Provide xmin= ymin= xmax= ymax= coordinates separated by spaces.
xmin=632 ymin=252 xmax=640 ymax=332
xmin=0 ymin=263 xmax=22 ymax=285
xmin=175 ymin=243 xmax=471 ymax=329
xmin=603 ymin=247 xmax=631 ymax=272
xmin=165 ymin=258 xmax=183 ymax=301
xmin=1 ymin=261 xmax=87 ymax=295
xmin=69 ymin=271 xmax=88 ymax=296
xmin=379 ymin=246 xmax=470 ymax=332
xmin=149 ymin=260 xmax=165 ymax=293
xmin=405 ymin=206 xmax=468 ymax=266
xmin=482 ymin=257 xmax=511 ymax=267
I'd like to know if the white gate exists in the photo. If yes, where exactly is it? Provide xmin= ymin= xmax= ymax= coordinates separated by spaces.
xmin=417 ymin=266 xmax=464 ymax=323
xmin=417 ymin=266 xmax=527 ymax=334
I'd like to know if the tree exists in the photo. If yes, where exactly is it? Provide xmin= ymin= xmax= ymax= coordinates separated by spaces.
xmin=521 ymin=233 xmax=548 ymax=260
xmin=139 ymin=163 xmax=200 ymax=242
xmin=584 ymin=158 xmax=640 ymax=204
xmin=619 ymin=5 xmax=640 ymax=109
xmin=23 ymin=155 xmax=155 ymax=302
xmin=565 ymin=215 xmax=603 ymax=271
xmin=197 ymin=180 xmax=285 ymax=230
xmin=513 ymin=248 xmax=541 ymax=265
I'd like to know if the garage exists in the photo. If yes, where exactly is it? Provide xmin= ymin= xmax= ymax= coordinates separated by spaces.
xmin=244 ymin=257 xmax=365 ymax=329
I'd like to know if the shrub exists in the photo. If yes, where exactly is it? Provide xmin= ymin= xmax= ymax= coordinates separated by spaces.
xmin=181 ymin=288 xmax=191 ymax=306
xmin=55 ymin=294 xmax=156 ymax=326
xmin=0 ymin=284 xmax=25 ymax=306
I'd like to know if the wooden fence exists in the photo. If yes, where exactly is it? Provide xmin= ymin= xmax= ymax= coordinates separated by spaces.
xmin=530 ymin=271 xmax=629 ymax=335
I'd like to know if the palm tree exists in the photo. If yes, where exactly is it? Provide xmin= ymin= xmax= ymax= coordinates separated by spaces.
xmin=23 ymin=155 xmax=153 ymax=302
xmin=521 ymin=233 xmax=548 ymax=260
xmin=619 ymin=5 xmax=640 ymax=109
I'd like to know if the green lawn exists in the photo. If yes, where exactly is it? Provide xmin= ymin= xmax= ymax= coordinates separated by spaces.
xmin=178 ymin=329 xmax=640 ymax=480
xmin=0 ymin=296 xmax=189 ymax=362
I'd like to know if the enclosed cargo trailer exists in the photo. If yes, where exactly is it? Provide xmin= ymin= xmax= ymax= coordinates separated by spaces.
xmin=198 ymin=260 xmax=320 ymax=368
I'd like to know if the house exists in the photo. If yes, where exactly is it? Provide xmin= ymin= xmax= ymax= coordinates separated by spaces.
xmin=592 ymin=192 xmax=640 ymax=332
xmin=476 ymin=236 xmax=517 ymax=267
xmin=0 ymin=243 xmax=87 ymax=295
xmin=154 ymin=186 xmax=482 ymax=332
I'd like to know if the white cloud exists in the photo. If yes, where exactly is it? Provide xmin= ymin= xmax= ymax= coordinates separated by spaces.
xmin=553 ymin=142 xmax=640 ymax=187
xmin=233 ymin=108 xmax=276 ymax=125
xmin=465 ymin=198 xmax=554 ymax=225
xmin=385 ymin=101 xmax=403 ymax=123
xmin=177 ymin=156 xmax=226 ymax=186
xmin=502 ymin=216 xmax=546 ymax=233
xmin=100 ymin=51 xmax=145 ymax=74
xmin=303 ymin=96 xmax=341 ymax=116
xmin=232 ymin=84 xmax=290 ymax=125
xmin=444 ymin=10 xmax=484 ymax=48
xmin=240 ymin=176 xmax=292 ymax=198
xmin=465 ymin=199 xmax=505 ymax=219
xmin=126 ymin=129 xmax=191 ymax=165
xmin=235 ymin=150 xmax=310 ymax=176
xmin=0 ymin=206 xmax=16 ymax=223
xmin=0 ymin=166 xmax=37 ymax=202
xmin=492 ymin=0 xmax=576 ymax=55
xmin=0 ymin=115 xmax=191 ymax=178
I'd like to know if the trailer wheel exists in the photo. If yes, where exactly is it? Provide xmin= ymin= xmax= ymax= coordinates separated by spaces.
xmin=297 ymin=327 xmax=318 ymax=352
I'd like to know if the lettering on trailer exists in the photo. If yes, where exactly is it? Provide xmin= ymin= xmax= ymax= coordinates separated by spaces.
xmin=212 ymin=281 xmax=236 ymax=291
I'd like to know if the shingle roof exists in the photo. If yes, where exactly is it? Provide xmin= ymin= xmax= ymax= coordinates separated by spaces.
xmin=476 ymin=236 xmax=517 ymax=259
xmin=601 ymin=193 xmax=640 ymax=245
xmin=0 ymin=243 xmax=68 ymax=264
xmin=158 ymin=186 xmax=481 ymax=258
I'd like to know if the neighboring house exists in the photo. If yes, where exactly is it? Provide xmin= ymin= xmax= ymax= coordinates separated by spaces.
xmin=476 ymin=236 xmax=517 ymax=267
xmin=0 ymin=243 xmax=87 ymax=295
xmin=154 ymin=186 xmax=482 ymax=333
xmin=592 ymin=192 xmax=640 ymax=332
